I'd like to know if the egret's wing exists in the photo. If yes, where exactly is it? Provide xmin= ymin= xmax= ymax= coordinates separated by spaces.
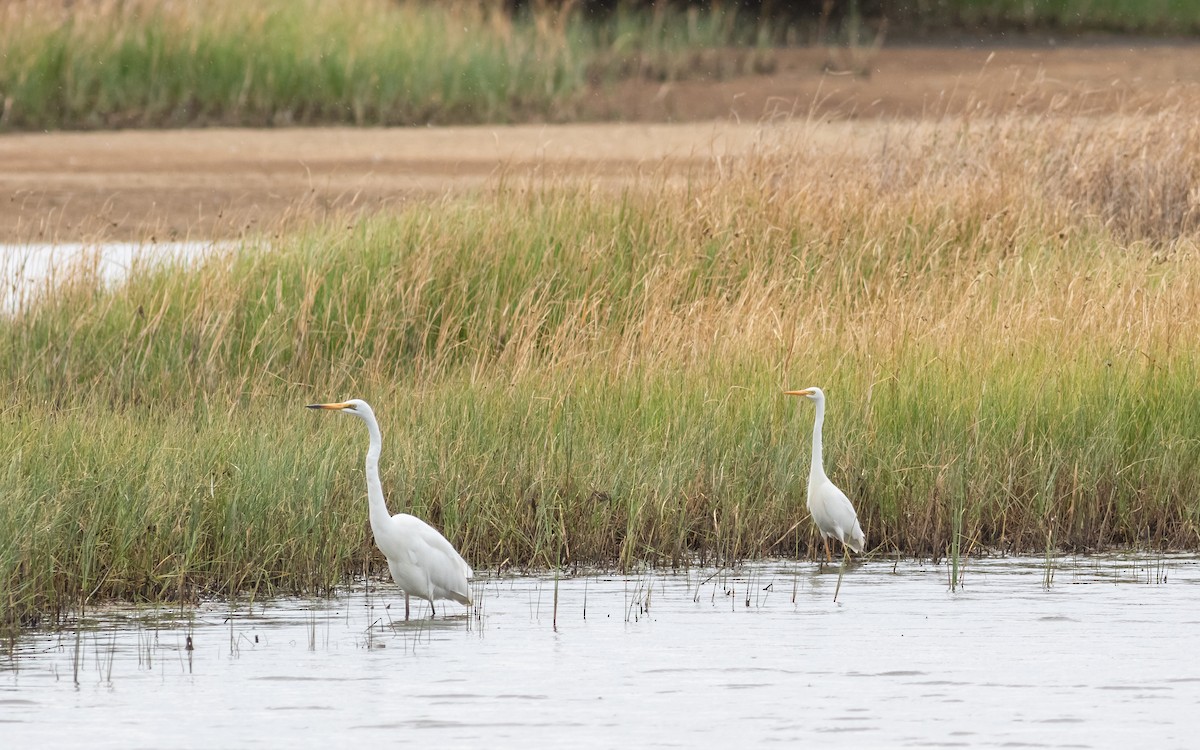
xmin=393 ymin=513 xmax=474 ymax=602
xmin=817 ymin=481 xmax=865 ymax=552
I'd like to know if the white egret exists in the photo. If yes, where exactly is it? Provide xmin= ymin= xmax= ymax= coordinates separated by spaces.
xmin=307 ymin=399 xmax=473 ymax=619
xmin=784 ymin=387 xmax=865 ymax=562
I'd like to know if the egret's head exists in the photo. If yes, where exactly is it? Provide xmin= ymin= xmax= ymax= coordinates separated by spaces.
xmin=306 ymin=399 xmax=373 ymax=420
xmin=783 ymin=386 xmax=824 ymax=402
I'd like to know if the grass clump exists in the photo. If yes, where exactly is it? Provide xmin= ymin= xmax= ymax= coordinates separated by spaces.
xmin=3 ymin=110 xmax=1200 ymax=624
xmin=919 ymin=0 xmax=1200 ymax=35
xmin=2 ymin=0 xmax=1198 ymax=134
xmin=0 ymin=0 xmax=584 ymax=128
xmin=0 ymin=0 xmax=776 ymax=131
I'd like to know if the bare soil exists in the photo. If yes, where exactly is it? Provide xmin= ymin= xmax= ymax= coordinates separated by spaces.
xmin=3 ymin=42 xmax=1197 ymax=242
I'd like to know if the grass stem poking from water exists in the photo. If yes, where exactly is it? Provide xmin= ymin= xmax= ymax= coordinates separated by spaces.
xmin=949 ymin=503 xmax=964 ymax=592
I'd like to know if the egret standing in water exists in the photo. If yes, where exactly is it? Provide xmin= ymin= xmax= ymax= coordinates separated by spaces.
xmin=307 ymin=399 xmax=473 ymax=619
xmin=784 ymin=387 xmax=866 ymax=563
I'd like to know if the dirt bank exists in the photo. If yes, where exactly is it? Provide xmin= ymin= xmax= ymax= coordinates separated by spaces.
xmin=3 ymin=42 xmax=1196 ymax=241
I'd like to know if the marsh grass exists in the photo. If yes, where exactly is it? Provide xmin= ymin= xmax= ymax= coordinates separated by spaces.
xmin=3 ymin=0 xmax=1198 ymax=133
xmin=3 ymin=109 xmax=1200 ymax=624
xmin=0 ymin=0 xmax=777 ymax=131
xmin=4 ymin=0 xmax=1195 ymax=133
xmin=919 ymin=0 xmax=1200 ymax=34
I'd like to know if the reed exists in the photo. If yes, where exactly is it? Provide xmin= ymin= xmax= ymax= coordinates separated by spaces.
xmin=5 ymin=0 xmax=1194 ymax=134
xmin=919 ymin=0 xmax=1200 ymax=34
xmin=2 ymin=109 xmax=1199 ymax=624
xmin=0 ymin=0 xmax=775 ymax=131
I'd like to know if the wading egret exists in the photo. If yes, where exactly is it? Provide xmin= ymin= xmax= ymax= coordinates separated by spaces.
xmin=784 ymin=387 xmax=866 ymax=562
xmin=307 ymin=399 xmax=473 ymax=619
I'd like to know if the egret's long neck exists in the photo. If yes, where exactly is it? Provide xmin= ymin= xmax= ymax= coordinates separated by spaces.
xmin=809 ymin=398 xmax=827 ymax=485
xmin=361 ymin=411 xmax=392 ymax=532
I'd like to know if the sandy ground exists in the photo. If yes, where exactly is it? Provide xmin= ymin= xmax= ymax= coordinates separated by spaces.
xmin=3 ymin=42 xmax=1198 ymax=241
xmin=1 ymin=123 xmax=805 ymax=241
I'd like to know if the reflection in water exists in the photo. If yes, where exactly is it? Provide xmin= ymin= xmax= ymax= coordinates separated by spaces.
xmin=2 ymin=556 xmax=1199 ymax=748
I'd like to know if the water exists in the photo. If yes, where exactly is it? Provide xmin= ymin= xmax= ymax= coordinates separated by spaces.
xmin=0 ymin=241 xmax=226 ymax=313
xmin=3 ymin=556 xmax=1198 ymax=748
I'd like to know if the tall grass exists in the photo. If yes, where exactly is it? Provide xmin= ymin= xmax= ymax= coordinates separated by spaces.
xmin=0 ymin=0 xmax=776 ymax=131
xmin=918 ymin=0 xmax=1200 ymax=34
xmin=3 ymin=0 xmax=1195 ymax=132
xmin=3 ymin=110 xmax=1200 ymax=623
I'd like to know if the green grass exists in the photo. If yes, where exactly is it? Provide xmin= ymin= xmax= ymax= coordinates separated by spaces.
xmin=3 ymin=111 xmax=1200 ymax=625
xmin=917 ymin=0 xmax=1200 ymax=34
xmin=0 ymin=0 xmax=776 ymax=131
xmin=3 ymin=0 xmax=1198 ymax=133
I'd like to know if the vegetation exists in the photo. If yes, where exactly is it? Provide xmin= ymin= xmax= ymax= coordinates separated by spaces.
xmin=2 ymin=0 xmax=1198 ymax=132
xmin=0 ymin=0 xmax=775 ymax=131
xmin=895 ymin=0 xmax=1200 ymax=35
xmin=3 ymin=108 xmax=1199 ymax=624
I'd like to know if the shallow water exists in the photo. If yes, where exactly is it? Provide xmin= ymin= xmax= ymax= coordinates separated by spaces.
xmin=3 ymin=556 xmax=1198 ymax=748
xmin=0 ymin=242 xmax=225 ymax=313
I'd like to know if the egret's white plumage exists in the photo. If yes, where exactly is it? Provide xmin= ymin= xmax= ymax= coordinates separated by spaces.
xmin=784 ymin=387 xmax=865 ymax=561
xmin=308 ymin=399 xmax=472 ymax=618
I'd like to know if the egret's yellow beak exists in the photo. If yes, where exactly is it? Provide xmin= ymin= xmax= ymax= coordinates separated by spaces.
xmin=307 ymin=402 xmax=352 ymax=410
xmin=783 ymin=389 xmax=814 ymax=397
